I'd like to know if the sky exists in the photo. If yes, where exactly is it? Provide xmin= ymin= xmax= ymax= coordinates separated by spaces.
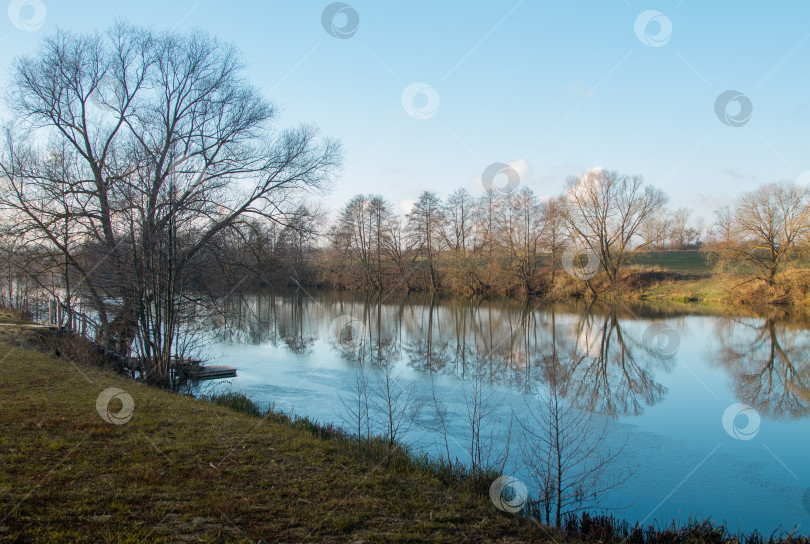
xmin=1 ymin=0 xmax=809 ymax=224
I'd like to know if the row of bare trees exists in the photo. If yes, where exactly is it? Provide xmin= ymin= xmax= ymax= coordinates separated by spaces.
xmin=317 ymin=174 xmax=810 ymax=298
xmin=320 ymin=169 xmax=668 ymax=296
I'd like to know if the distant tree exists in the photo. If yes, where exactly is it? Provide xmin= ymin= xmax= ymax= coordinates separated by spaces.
xmin=368 ymin=196 xmax=394 ymax=289
xmin=561 ymin=169 xmax=667 ymax=290
xmin=540 ymin=196 xmax=569 ymax=287
xmin=442 ymin=188 xmax=479 ymax=294
xmin=276 ymin=205 xmax=323 ymax=284
xmin=731 ymin=182 xmax=810 ymax=285
xmin=502 ymin=187 xmax=543 ymax=294
xmin=382 ymin=215 xmax=415 ymax=292
xmin=473 ymin=190 xmax=506 ymax=292
xmin=475 ymin=190 xmax=504 ymax=259
xmin=331 ymin=195 xmax=393 ymax=290
xmin=443 ymin=188 xmax=475 ymax=253
xmin=407 ymin=191 xmax=446 ymax=291
xmin=668 ymin=207 xmax=693 ymax=249
xmin=640 ymin=211 xmax=671 ymax=250
xmin=712 ymin=205 xmax=734 ymax=246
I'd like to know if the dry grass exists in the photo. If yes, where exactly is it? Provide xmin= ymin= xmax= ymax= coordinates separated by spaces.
xmin=0 ymin=319 xmax=554 ymax=543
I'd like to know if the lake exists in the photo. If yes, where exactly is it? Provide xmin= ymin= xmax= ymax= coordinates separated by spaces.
xmin=197 ymin=290 xmax=810 ymax=534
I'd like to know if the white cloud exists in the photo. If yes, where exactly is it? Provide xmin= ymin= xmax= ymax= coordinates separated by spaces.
xmin=508 ymin=158 xmax=532 ymax=180
xmin=399 ymin=199 xmax=415 ymax=215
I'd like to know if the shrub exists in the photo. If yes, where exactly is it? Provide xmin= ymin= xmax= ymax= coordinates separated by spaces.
xmin=206 ymin=391 xmax=265 ymax=418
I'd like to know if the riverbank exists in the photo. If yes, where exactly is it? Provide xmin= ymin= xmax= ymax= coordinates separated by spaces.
xmin=313 ymin=249 xmax=810 ymax=313
xmin=0 ymin=314 xmax=548 ymax=543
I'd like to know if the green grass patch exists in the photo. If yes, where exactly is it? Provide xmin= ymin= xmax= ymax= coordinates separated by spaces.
xmin=625 ymin=251 xmax=711 ymax=274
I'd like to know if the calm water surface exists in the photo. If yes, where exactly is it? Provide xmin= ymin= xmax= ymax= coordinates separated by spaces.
xmin=198 ymin=291 xmax=810 ymax=534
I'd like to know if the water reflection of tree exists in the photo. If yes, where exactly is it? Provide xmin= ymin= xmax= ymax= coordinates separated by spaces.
xmin=269 ymin=293 xmax=312 ymax=354
xmin=403 ymin=295 xmax=452 ymax=372
xmin=560 ymin=307 xmax=669 ymax=417
xmin=216 ymin=292 xmax=675 ymax=417
xmin=713 ymin=317 xmax=810 ymax=419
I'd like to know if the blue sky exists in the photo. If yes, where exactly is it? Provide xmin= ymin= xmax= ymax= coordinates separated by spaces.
xmin=1 ymin=1 xmax=809 ymax=224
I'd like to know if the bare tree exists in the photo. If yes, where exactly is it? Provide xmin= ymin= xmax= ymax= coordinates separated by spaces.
xmin=407 ymin=191 xmax=446 ymax=291
xmin=501 ymin=187 xmax=543 ymax=294
xmin=443 ymin=188 xmax=476 ymax=254
xmin=0 ymin=23 xmax=341 ymax=386
xmin=712 ymin=205 xmax=734 ymax=246
xmin=640 ymin=213 xmax=670 ymax=250
xmin=276 ymin=204 xmax=324 ymax=285
xmin=520 ymin=359 xmax=632 ymax=527
xmin=332 ymin=195 xmax=376 ymax=290
xmin=340 ymin=365 xmax=373 ymax=457
xmin=382 ymin=215 xmax=416 ymax=292
xmin=730 ymin=182 xmax=810 ymax=285
xmin=372 ymin=362 xmax=418 ymax=467
xmin=464 ymin=352 xmax=512 ymax=492
xmin=540 ymin=196 xmax=568 ymax=287
xmin=562 ymin=169 xmax=667 ymax=290
xmin=668 ymin=207 xmax=693 ymax=249
xmin=442 ymin=188 xmax=480 ymax=294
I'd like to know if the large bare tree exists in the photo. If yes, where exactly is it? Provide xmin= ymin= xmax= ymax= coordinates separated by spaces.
xmin=562 ymin=169 xmax=667 ymax=290
xmin=0 ymin=23 xmax=340 ymax=386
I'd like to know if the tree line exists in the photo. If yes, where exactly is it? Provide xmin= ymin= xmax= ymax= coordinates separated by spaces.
xmin=287 ymin=174 xmax=810 ymax=298
xmin=2 ymin=22 xmax=810 ymax=387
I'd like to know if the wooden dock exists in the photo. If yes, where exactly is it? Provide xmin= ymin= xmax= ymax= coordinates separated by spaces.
xmin=170 ymin=357 xmax=237 ymax=380
xmin=188 ymin=365 xmax=237 ymax=379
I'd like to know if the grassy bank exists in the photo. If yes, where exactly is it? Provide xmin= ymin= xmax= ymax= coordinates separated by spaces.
xmin=0 ymin=319 xmax=546 ymax=543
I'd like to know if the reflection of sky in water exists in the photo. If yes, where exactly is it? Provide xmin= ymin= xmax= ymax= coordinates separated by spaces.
xmin=195 ymin=293 xmax=810 ymax=535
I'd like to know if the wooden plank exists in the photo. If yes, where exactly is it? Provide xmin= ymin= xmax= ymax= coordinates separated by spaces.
xmin=188 ymin=365 xmax=237 ymax=380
